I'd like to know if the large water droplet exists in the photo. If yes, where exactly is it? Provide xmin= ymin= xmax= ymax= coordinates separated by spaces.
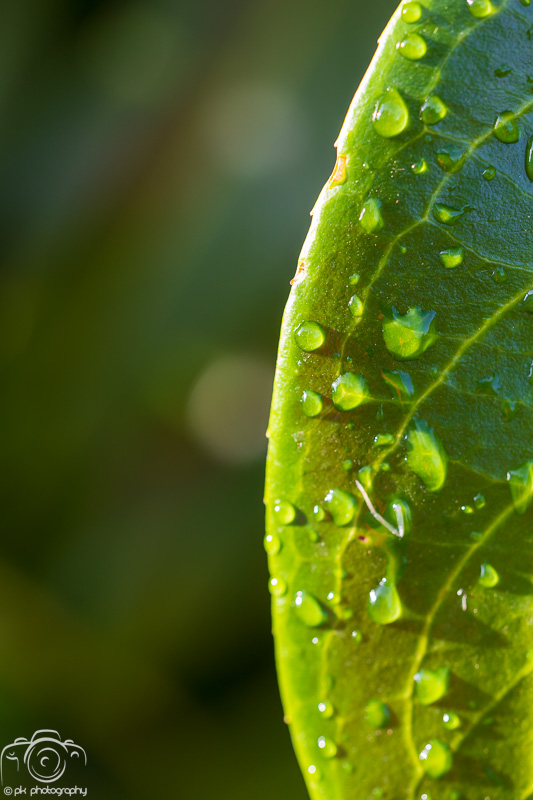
xmin=274 ymin=500 xmax=296 ymax=524
xmin=264 ymin=533 xmax=281 ymax=554
xmin=294 ymin=590 xmax=328 ymax=627
xmin=442 ymin=711 xmax=461 ymax=730
xmin=349 ymin=294 xmax=364 ymax=317
xmin=383 ymin=307 xmax=438 ymax=360
xmin=318 ymin=700 xmax=334 ymax=719
xmin=373 ymin=87 xmax=410 ymax=138
xmin=467 ymin=0 xmax=494 ymax=17
xmin=364 ymin=699 xmax=391 ymax=729
xmin=493 ymin=111 xmax=520 ymax=144
xmin=359 ymin=198 xmax=384 ymax=233
xmin=397 ymin=32 xmax=427 ymax=60
xmin=507 ymin=461 xmax=533 ymax=514
xmin=313 ymin=504 xmax=327 ymax=521
xmin=439 ymin=247 xmax=464 ymax=269
xmin=294 ymin=320 xmax=326 ymax=351
xmin=406 ymin=419 xmax=448 ymax=492
xmin=435 ymin=142 xmax=466 ymax=173
xmin=368 ymin=578 xmax=402 ymax=624
xmin=479 ymin=562 xmax=499 ymax=588
xmin=317 ymin=736 xmax=338 ymax=758
xmin=383 ymin=369 xmax=415 ymax=398
xmin=331 ymin=372 xmax=369 ymax=410
xmin=414 ymin=667 xmax=450 ymax=705
xmin=419 ymin=739 xmax=453 ymax=778
xmin=269 ymin=576 xmax=287 ymax=596
xmin=420 ymin=95 xmax=448 ymax=125
xmin=324 ymin=488 xmax=357 ymax=526
xmin=302 ymin=390 xmax=323 ymax=417
xmin=433 ymin=202 xmax=470 ymax=225
xmin=402 ymin=1 xmax=422 ymax=21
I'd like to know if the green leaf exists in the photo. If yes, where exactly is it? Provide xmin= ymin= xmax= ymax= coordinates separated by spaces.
xmin=264 ymin=1 xmax=533 ymax=798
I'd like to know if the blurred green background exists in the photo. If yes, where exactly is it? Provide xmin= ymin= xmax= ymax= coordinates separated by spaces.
xmin=0 ymin=0 xmax=397 ymax=796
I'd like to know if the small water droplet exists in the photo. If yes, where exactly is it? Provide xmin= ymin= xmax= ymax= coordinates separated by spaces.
xmin=435 ymin=142 xmax=466 ymax=173
xmin=294 ymin=320 xmax=326 ymax=351
xmin=397 ymin=32 xmax=427 ymax=60
xmin=461 ymin=505 xmax=474 ymax=515
xmin=373 ymin=87 xmax=410 ymax=138
xmin=492 ymin=265 xmax=507 ymax=284
xmin=412 ymin=158 xmax=428 ymax=174
xmin=507 ymin=461 xmax=533 ymax=513
xmin=399 ymin=244 xmax=407 ymax=253
xmin=318 ymin=704 xmax=333 ymax=718
xmin=349 ymin=294 xmax=364 ymax=317
xmin=294 ymin=590 xmax=328 ymax=627
xmin=479 ymin=561 xmax=500 ymax=587
xmin=406 ymin=419 xmax=448 ymax=492
xmin=383 ymin=369 xmax=415 ymax=398
xmin=329 ymin=153 xmax=347 ymax=188
xmin=351 ymin=630 xmax=363 ymax=643
xmin=274 ymin=500 xmax=296 ymax=524
xmin=364 ymin=699 xmax=391 ymax=729
xmin=307 ymin=764 xmax=320 ymax=778
xmin=402 ymin=1 xmax=422 ymax=21
xmin=474 ymin=493 xmax=485 ymax=509
xmin=359 ymin=198 xmax=384 ymax=233
xmin=343 ymin=459 xmax=354 ymax=472
xmin=483 ymin=165 xmax=496 ymax=180
xmin=313 ymin=504 xmax=326 ymax=521
xmin=419 ymin=739 xmax=453 ymax=778
xmin=302 ymin=390 xmax=323 ymax=417
xmin=269 ymin=576 xmax=287 ymax=596
xmin=264 ymin=533 xmax=281 ymax=555
xmin=467 ymin=0 xmax=494 ymax=17
xmin=324 ymin=488 xmax=357 ymax=526
xmin=414 ymin=667 xmax=450 ymax=705
xmin=433 ymin=202 xmax=470 ymax=225
xmin=349 ymin=273 xmax=360 ymax=285
xmin=369 ymin=578 xmax=402 ymax=624
xmin=308 ymin=528 xmax=319 ymax=542
xmin=526 ymin=135 xmax=533 ymax=182
xmin=374 ymin=433 xmax=395 ymax=447
xmin=523 ymin=290 xmax=533 ymax=312
xmin=494 ymin=64 xmax=513 ymax=77
xmin=420 ymin=95 xmax=448 ymax=125
xmin=442 ymin=711 xmax=461 ymax=730
xmin=331 ymin=372 xmax=370 ymax=410
xmin=317 ymin=736 xmax=338 ymax=758
xmin=386 ymin=497 xmax=412 ymax=536
xmin=439 ymin=247 xmax=464 ymax=269
xmin=493 ymin=111 xmax=520 ymax=143
xmin=358 ymin=465 xmax=374 ymax=489
xmin=383 ymin=306 xmax=438 ymax=360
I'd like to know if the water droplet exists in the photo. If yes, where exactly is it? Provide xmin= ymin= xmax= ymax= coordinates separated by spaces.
xmin=318 ymin=699 xmax=334 ymax=718
xmin=264 ymin=533 xmax=281 ymax=555
xmin=343 ymin=459 xmax=354 ymax=471
xmin=324 ymin=488 xmax=357 ymax=526
xmin=492 ymin=265 xmax=507 ymax=284
xmin=294 ymin=590 xmax=328 ymax=627
xmin=467 ymin=0 xmax=494 ymax=17
xmin=364 ymin=699 xmax=391 ymax=729
xmin=331 ymin=372 xmax=370 ymax=410
xmin=342 ymin=761 xmax=355 ymax=774
xmin=526 ymin=135 xmax=533 ymax=182
xmin=359 ymin=198 xmax=384 ymax=233
xmin=442 ymin=711 xmax=461 ymax=730
xmin=461 ymin=504 xmax=474 ymax=515
xmin=307 ymin=764 xmax=320 ymax=778
xmin=381 ymin=462 xmax=391 ymax=472
xmin=349 ymin=273 xmax=360 ymax=285
xmin=301 ymin=389 xmax=323 ymax=418
xmin=269 ymin=576 xmax=287 ymax=596
xmin=313 ymin=504 xmax=327 ymax=521
xmin=329 ymin=153 xmax=347 ymax=188
xmin=521 ymin=0 xmax=531 ymax=5
xmin=358 ymin=465 xmax=374 ymax=490
xmin=420 ymin=95 xmax=448 ymax=125
xmin=433 ymin=202 xmax=470 ymax=225
xmin=308 ymin=528 xmax=319 ymax=542
xmin=374 ymin=433 xmax=395 ymax=447
xmin=507 ymin=461 xmax=533 ymax=513
xmin=406 ymin=419 xmax=448 ymax=492
xmin=383 ymin=306 xmax=438 ymax=360
xmin=494 ymin=64 xmax=513 ymax=77
xmin=439 ymin=247 xmax=464 ymax=269
xmin=523 ymin=290 xmax=533 ymax=313
xmin=397 ymin=32 xmax=427 ymax=60
xmin=294 ymin=320 xmax=326 ymax=351
xmin=386 ymin=497 xmax=413 ymax=536
xmin=371 ymin=789 xmax=385 ymax=799
xmin=368 ymin=578 xmax=402 ymax=624
xmin=351 ymin=630 xmax=363 ymax=643
xmin=435 ymin=142 xmax=466 ymax=173
xmin=483 ymin=165 xmax=496 ymax=180
xmin=373 ymin=87 xmax=410 ymax=138
xmin=479 ymin=561 xmax=500 ymax=587
xmin=474 ymin=493 xmax=485 ymax=509
xmin=493 ymin=111 xmax=520 ymax=143
xmin=412 ymin=158 xmax=428 ymax=174
xmin=402 ymin=1 xmax=422 ymax=21
xmin=274 ymin=500 xmax=296 ymax=524
xmin=383 ymin=369 xmax=415 ymax=398
xmin=317 ymin=736 xmax=338 ymax=758
xmin=349 ymin=294 xmax=364 ymax=317
xmin=419 ymin=739 xmax=453 ymax=778
xmin=414 ymin=667 xmax=450 ymax=705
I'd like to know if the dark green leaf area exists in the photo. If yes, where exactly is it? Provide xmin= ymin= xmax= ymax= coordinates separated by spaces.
xmin=265 ymin=1 xmax=533 ymax=799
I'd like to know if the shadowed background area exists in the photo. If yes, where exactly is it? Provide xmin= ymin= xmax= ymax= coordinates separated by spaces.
xmin=0 ymin=0 xmax=396 ymax=796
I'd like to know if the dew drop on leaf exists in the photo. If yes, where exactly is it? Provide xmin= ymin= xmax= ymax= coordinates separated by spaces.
xmin=412 ymin=158 xmax=428 ymax=174
xmin=526 ymin=135 xmax=533 ymax=181
xmin=467 ymin=0 xmax=494 ymax=18
xmin=323 ymin=487 xmax=357 ymax=525
xmin=439 ymin=247 xmax=464 ymax=268
xmin=414 ymin=667 xmax=450 ymax=705
xmin=383 ymin=369 xmax=415 ymax=398
xmin=420 ymin=95 xmax=448 ymax=125
xmin=264 ymin=533 xmax=281 ymax=554
xmin=317 ymin=735 xmax=338 ymax=758
xmin=368 ymin=578 xmax=402 ymax=624
xmin=364 ymin=699 xmax=391 ymax=728
xmin=442 ymin=711 xmax=461 ymax=730
xmin=474 ymin=493 xmax=486 ymax=509
xmin=375 ymin=433 xmax=395 ymax=446
xmin=274 ymin=500 xmax=296 ymax=524
xmin=397 ymin=32 xmax=427 ymax=60
xmin=401 ymin=1 xmax=422 ymax=22
xmin=331 ymin=372 xmax=370 ymax=410
xmin=349 ymin=294 xmax=364 ymax=317
xmin=302 ymin=390 xmax=323 ymax=417
xmin=294 ymin=590 xmax=328 ymax=627
xmin=349 ymin=272 xmax=360 ymax=285
xmin=507 ymin=461 xmax=533 ymax=514
xmin=479 ymin=561 xmax=500 ymax=588
xmin=318 ymin=700 xmax=334 ymax=718
xmin=294 ymin=320 xmax=326 ymax=351
xmin=492 ymin=265 xmax=508 ymax=284
xmin=483 ymin=165 xmax=496 ymax=180
xmin=435 ymin=142 xmax=466 ymax=173
xmin=372 ymin=87 xmax=409 ymax=138
xmin=359 ymin=197 xmax=384 ymax=233
xmin=433 ymin=202 xmax=470 ymax=225
xmin=313 ymin=504 xmax=326 ymax=521
xmin=269 ymin=576 xmax=287 ymax=597
xmin=419 ymin=739 xmax=453 ymax=778
xmin=405 ymin=419 xmax=448 ymax=492
xmin=493 ymin=111 xmax=520 ymax=143
xmin=383 ymin=307 xmax=438 ymax=360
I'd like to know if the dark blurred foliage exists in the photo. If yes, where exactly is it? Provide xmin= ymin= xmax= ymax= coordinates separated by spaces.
xmin=0 ymin=0 xmax=396 ymax=796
